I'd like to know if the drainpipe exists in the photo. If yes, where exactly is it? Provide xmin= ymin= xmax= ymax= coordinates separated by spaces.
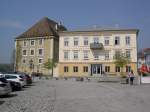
xmin=136 ymin=30 xmax=141 ymax=85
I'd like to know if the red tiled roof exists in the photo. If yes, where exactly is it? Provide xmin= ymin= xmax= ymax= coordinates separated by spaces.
xmin=16 ymin=17 xmax=67 ymax=39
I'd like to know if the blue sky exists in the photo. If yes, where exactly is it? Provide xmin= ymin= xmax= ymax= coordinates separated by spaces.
xmin=0 ymin=0 xmax=150 ymax=63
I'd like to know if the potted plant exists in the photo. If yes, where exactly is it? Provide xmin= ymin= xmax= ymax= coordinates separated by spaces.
xmin=120 ymin=74 xmax=128 ymax=84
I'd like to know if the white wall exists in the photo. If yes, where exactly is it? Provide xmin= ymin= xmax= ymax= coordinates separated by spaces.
xmin=59 ymin=32 xmax=137 ymax=63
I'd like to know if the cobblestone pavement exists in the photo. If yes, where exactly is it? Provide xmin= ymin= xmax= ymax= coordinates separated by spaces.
xmin=1 ymin=78 xmax=150 ymax=112
xmin=0 ymin=79 xmax=56 ymax=112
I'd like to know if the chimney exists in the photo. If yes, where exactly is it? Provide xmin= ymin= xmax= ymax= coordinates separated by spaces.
xmin=59 ymin=21 xmax=62 ymax=26
xmin=55 ymin=23 xmax=58 ymax=31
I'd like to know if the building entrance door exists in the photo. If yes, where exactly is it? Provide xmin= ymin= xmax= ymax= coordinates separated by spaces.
xmin=91 ymin=64 xmax=102 ymax=76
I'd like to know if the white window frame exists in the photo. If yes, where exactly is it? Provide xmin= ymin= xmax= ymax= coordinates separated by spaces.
xmin=105 ymin=66 xmax=110 ymax=72
xmin=38 ymin=58 xmax=43 ymax=64
xmin=115 ymin=66 xmax=120 ymax=72
xmin=83 ymin=66 xmax=88 ymax=72
xmin=74 ymin=37 xmax=79 ymax=46
xmin=38 ymin=39 xmax=44 ymax=45
xmin=30 ymin=48 xmax=35 ymax=56
xmin=94 ymin=52 xmax=99 ymax=60
xmin=22 ymin=58 xmax=26 ymax=64
xmin=73 ymin=66 xmax=78 ymax=72
xmin=23 ymin=41 xmax=27 ymax=47
xmin=38 ymin=48 xmax=44 ymax=56
xmin=115 ymin=50 xmax=121 ymax=58
xmin=83 ymin=50 xmax=89 ymax=60
xmin=105 ymin=51 xmax=109 ymax=60
xmin=83 ymin=37 xmax=88 ymax=46
xmin=104 ymin=37 xmax=110 ymax=46
xmin=126 ymin=49 xmax=131 ymax=58
xmin=64 ymin=37 xmax=69 ymax=47
xmin=64 ymin=66 xmax=69 ymax=72
xmin=125 ymin=36 xmax=130 ymax=45
xmin=114 ymin=36 xmax=120 ymax=45
xmin=126 ymin=66 xmax=131 ymax=72
xmin=93 ymin=37 xmax=99 ymax=43
xmin=64 ymin=51 xmax=69 ymax=60
xmin=30 ymin=40 xmax=35 ymax=46
xmin=73 ymin=51 xmax=78 ymax=60
xmin=22 ymin=49 xmax=27 ymax=56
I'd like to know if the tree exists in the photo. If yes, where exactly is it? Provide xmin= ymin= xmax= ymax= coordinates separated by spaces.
xmin=43 ymin=59 xmax=57 ymax=76
xmin=114 ymin=52 xmax=130 ymax=76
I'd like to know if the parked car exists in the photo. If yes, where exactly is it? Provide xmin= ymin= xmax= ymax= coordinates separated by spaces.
xmin=0 ymin=77 xmax=12 ymax=96
xmin=9 ymin=81 xmax=22 ymax=91
xmin=4 ymin=74 xmax=26 ymax=87
xmin=24 ymin=74 xmax=32 ymax=85
xmin=14 ymin=72 xmax=32 ymax=85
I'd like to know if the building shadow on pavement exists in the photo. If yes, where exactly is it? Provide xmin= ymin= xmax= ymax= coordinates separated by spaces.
xmin=0 ymin=100 xmax=5 ymax=105
xmin=0 ymin=93 xmax=17 ymax=98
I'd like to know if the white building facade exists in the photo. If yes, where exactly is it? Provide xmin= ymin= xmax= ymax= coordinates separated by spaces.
xmin=59 ymin=29 xmax=139 ymax=77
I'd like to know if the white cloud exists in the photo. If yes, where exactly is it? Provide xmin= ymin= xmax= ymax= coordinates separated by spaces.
xmin=0 ymin=20 xmax=24 ymax=29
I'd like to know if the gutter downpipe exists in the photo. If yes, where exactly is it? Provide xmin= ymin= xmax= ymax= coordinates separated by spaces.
xmin=136 ymin=30 xmax=141 ymax=85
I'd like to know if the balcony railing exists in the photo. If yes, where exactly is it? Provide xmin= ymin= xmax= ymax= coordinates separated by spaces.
xmin=90 ymin=43 xmax=104 ymax=50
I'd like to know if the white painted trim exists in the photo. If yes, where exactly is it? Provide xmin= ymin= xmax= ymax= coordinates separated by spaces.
xmin=30 ymin=48 xmax=35 ymax=56
xmin=37 ymin=48 xmax=44 ymax=56
xmin=22 ymin=49 xmax=28 ymax=56
xmin=38 ymin=39 xmax=44 ymax=46
xmin=30 ymin=40 xmax=35 ymax=46
xmin=23 ymin=40 xmax=28 ymax=47
xmin=38 ymin=58 xmax=43 ymax=64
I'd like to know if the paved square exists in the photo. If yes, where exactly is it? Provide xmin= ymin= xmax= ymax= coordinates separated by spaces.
xmin=0 ymin=79 xmax=150 ymax=112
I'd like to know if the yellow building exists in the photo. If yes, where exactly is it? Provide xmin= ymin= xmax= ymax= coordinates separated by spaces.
xmin=15 ymin=17 xmax=66 ymax=76
xmin=15 ymin=17 xmax=139 ymax=78
xmin=59 ymin=29 xmax=139 ymax=77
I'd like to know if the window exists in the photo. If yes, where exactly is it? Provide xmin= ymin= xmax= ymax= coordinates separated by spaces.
xmin=23 ymin=59 xmax=26 ymax=64
xmin=93 ymin=37 xmax=99 ymax=43
xmin=5 ymin=75 xmax=17 ymax=79
xmin=64 ymin=66 xmax=69 ymax=72
xmin=104 ymin=37 xmax=109 ymax=45
xmin=74 ymin=37 xmax=78 ymax=46
xmin=83 ymin=66 xmax=88 ymax=72
xmin=73 ymin=66 xmax=78 ymax=72
xmin=94 ymin=52 xmax=99 ymax=60
xmin=114 ymin=36 xmax=120 ymax=45
xmin=115 ymin=50 xmax=121 ymax=59
xmin=39 ymin=39 xmax=43 ymax=45
xmin=83 ymin=51 xmax=89 ymax=60
xmin=64 ymin=38 xmax=69 ymax=46
xmin=23 ymin=41 xmax=27 ymax=46
xmin=126 ymin=66 xmax=131 ymax=72
xmin=84 ymin=37 xmax=88 ymax=45
xmin=105 ymin=52 xmax=109 ymax=60
xmin=126 ymin=50 xmax=131 ymax=58
xmin=23 ymin=50 xmax=27 ymax=56
xmin=38 ymin=58 xmax=43 ymax=64
xmin=30 ymin=40 xmax=35 ymax=46
xmin=30 ymin=49 xmax=35 ymax=55
xmin=125 ymin=36 xmax=130 ymax=45
xmin=115 ymin=66 xmax=120 ymax=72
xmin=105 ymin=66 xmax=110 ymax=72
xmin=73 ymin=51 xmax=78 ymax=59
xmin=64 ymin=51 xmax=69 ymax=60
xmin=38 ymin=49 xmax=43 ymax=56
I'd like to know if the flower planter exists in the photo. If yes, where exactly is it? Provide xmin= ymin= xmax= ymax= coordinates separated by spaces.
xmin=120 ymin=78 xmax=128 ymax=84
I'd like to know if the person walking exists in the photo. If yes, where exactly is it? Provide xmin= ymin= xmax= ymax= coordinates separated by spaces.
xmin=129 ymin=70 xmax=135 ymax=85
